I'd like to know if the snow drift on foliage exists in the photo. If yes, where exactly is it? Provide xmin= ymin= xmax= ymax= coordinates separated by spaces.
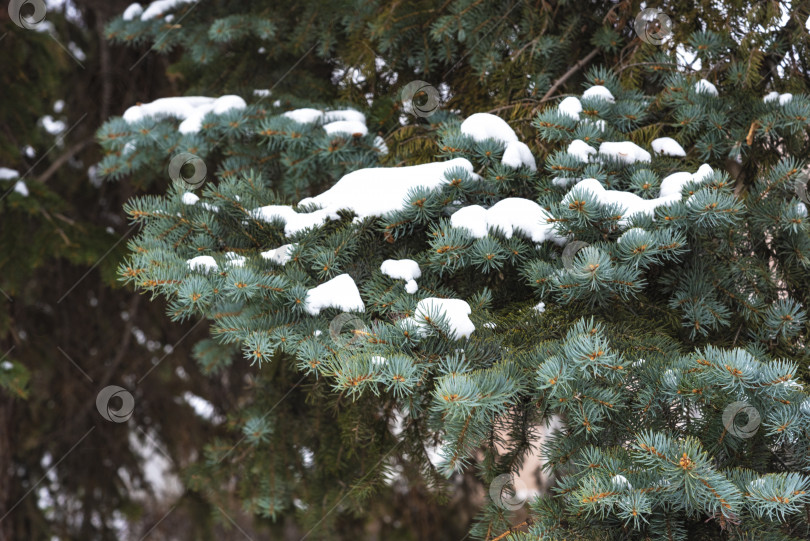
xmin=563 ymin=164 xmax=713 ymax=224
xmin=122 ymin=0 xmax=197 ymax=21
xmin=1 ymin=168 xmax=28 ymax=197
xmin=764 ymin=92 xmax=793 ymax=105
xmin=567 ymin=139 xmax=596 ymax=162
xmin=122 ymin=95 xmax=246 ymax=134
xmin=403 ymin=298 xmax=475 ymax=340
xmin=450 ymin=198 xmax=565 ymax=245
xmin=252 ymin=158 xmax=476 ymax=236
xmin=694 ymin=79 xmax=718 ymax=96
xmin=460 ymin=113 xmax=536 ymax=170
xmin=582 ymin=85 xmax=615 ymax=102
xmin=304 ymin=274 xmax=365 ymax=315
xmin=186 ymin=256 xmax=218 ymax=273
xmin=651 ymin=137 xmax=686 ymax=157
xmin=261 ymin=244 xmax=295 ymax=265
xmin=599 ymin=142 xmax=651 ymax=164
xmin=558 ymin=97 xmax=582 ymax=119
xmin=380 ymin=259 xmax=421 ymax=294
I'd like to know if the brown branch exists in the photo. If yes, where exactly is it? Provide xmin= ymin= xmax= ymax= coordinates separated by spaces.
xmin=531 ymin=47 xmax=600 ymax=115
xmin=36 ymin=138 xmax=93 ymax=185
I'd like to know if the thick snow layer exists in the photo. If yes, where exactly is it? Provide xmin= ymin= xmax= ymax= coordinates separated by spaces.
xmin=140 ymin=0 xmax=196 ymax=20
xmin=599 ymin=142 xmax=651 ymax=164
xmin=651 ymin=137 xmax=686 ymax=157
xmin=567 ymin=139 xmax=596 ymax=162
xmin=558 ymin=97 xmax=582 ymax=119
xmin=764 ymin=91 xmax=793 ymax=105
xmin=14 ymin=181 xmax=29 ymax=197
xmin=304 ymin=274 xmax=365 ymax=316
xmin=459 ymin=114 xmax=534 ymax=169
xmin=0 ymin=168 xmax=19 ymax=180
xmin=404 ymin=297 xmax=475 ymax=340
xmin=254 ymin=158 xmax=475 ymax=236
xmin=450 ymin=198 xmax=565 ymax=245
xmin=323 ymin=120 xmax=368 ymax=136
xmin=181 ymin=192 xmax=199 ymax=205
xmin=261 ymin=244 xmax=295 ymax=265
xmin=694 ymin=79 xmax=718 ymax=96
xmin=186 ymin=256 xmax=218 ymax=273
xmin=122 ymin=3 xmax=143 ymax=20
xmin=565 ymin=164 xmax=713 ymax=224
xmin=502 ymin=141 xmax=537 ymax=170
xmin=381 ymin=259 xmax=421 ymax=293
xmin=123 ymin=95 xmax=246 ymax=134
xmin=460 ymin=113 xmax=519 ymax=143
xmin=582 ymin=85 xmax=615 ymax=103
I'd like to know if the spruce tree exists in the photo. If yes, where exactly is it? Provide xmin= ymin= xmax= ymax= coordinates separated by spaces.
xmin=97 ymin=0 xmax=810 ymax=539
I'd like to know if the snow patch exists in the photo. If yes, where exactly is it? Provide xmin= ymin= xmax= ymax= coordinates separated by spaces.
xmin=567 ymin=139 xmax=596 ymax=162
xmin=140 ymin=0 xmax=197 ymax=21
xmin=460 ymin=113 xmax=519 ymax=143
xmin=599 ymin=141 xmax=651 ymax=164
xmin=0 ymin=168 xmax=19 ymax=180
xmin=186 ymin=256 xmax=218 ymax=273
xmin=558 ymin=97 xmax=582 ymax=119
xmin=694 ymin=79 xmax=718 ymax=96
xmin=254 ymin=158 xmax=475 ymax=236
xmin=450 ymin=198 xmax=564 ymax=245
xmin=564 ymin=164 xmax=713 ymax=224
xmin=304 ymin=274 xmax=365 ymax=316
xmin=14 ymin=181 xmax=29 ymax=197
xmin=404 ymin=298 xmax=475 ymax=340
xmin=122 ymin=95 xmax=246 ymax=134
xmin=181 ymin=192 xmax=199 ymax=205
xmin=381 ymin=259 xmax=421 ymax=293
xmin=651 ymin=137 xmax=686 ymax=157
xmin=764 ymin=91 xmax=792 ymax=105
xmin=582 ymin=85 xmax=615 ymax=103
xmin=261 ymin=244 xmax=295 ymax=265
xmin=501 ymin=141 xmax=536 ymax=170
xmin=323 ymin=120 xmax=368 ymax=136
xmin=122 ymin=3 xmax=143 ymax=20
